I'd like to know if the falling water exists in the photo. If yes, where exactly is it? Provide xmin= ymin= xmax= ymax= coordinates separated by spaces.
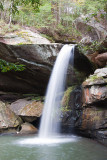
xmin=39 ymin=45 xmax=74 ymax=138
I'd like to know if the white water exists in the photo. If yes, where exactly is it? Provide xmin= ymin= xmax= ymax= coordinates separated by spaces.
xmin=39 ymin=45 xmax=74 ymax=138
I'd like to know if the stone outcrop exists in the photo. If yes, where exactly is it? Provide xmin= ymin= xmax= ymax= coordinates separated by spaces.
xmin=10 ymin=99 xmax=43 ymax=122
xmin=0 ymin=42 xmax=94 ymax=97
xmin=95 ymin=52 xmax=107 ymax=67
xmin=76 ymin=15 xmax=107 ymax=42
xmin=61 ymin=68 xmax=107 ymax=146
xmin=75 ymin=68 xmax=107 ymax=146
xmin=0 ymin=29 xmax=51 ymax=45
xmin=0 ymin=101 xmax=22 ymax=133
xmin=0 ymin=42 xmax=63 ymax=95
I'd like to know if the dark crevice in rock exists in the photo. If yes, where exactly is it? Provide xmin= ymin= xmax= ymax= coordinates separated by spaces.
xmin=74 ymin=46 xmax=95 ymax=76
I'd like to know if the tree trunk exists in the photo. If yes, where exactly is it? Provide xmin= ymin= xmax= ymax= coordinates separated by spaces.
xmin=51 ymin=0 xmax=60 ymax=27
xmin=9 ymin=0 xmax=13 ymax=27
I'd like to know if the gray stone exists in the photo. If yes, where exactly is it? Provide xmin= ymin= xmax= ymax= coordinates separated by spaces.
xmin=10 ymin=99 xmax=43 ymax=122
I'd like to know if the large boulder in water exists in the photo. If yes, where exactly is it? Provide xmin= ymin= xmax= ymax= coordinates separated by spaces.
xmin=19 ymin=122 xmax=38 ymax=134
xmin=10 ymin=99 xmax=43 ymax=122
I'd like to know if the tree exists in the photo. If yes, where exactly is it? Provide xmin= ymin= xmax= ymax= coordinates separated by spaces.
xmin=0 ymin=0 xmax=41 ymax=25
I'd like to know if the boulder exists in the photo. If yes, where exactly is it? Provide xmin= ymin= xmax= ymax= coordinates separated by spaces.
xmin=95 ymin=52 xmax=107 ymax=68
xmin=0 ymin=101 xmax=22 ymax=133
xmin=19 ymin=122 xmax=38 ymax=134
xmin=82 ymin=68 xmax=107 ymax=105
xmin=0 ymin=29 xmax=50 ymax=45
xmin=10 ymin=99 xmax=43 ymax=122
xmin=76 ymin=15 xmax=107 ymax=42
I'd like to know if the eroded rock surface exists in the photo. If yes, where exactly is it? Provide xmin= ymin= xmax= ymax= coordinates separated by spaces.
xmin=10 ymin=99 xmax=43 ymax=122
xmin=0 ymin=42 xmax=63 ymax=95
xmin=75 ymin=68 xmax=107 ymax=146
xmin=19 ymin=122 xmax=38 ymax=134
xmin=0 ymin=101 xmax=22 ymax=133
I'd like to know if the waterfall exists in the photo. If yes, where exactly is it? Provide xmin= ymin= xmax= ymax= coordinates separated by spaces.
xmin=39 ymin=45 xmax=74 ymax=138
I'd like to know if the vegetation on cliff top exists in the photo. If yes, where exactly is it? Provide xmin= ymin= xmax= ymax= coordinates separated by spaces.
xmin=0 ymin=0 xmax=106 ymax=39
xmin=0 ymin=0 xmax=106 ymax=72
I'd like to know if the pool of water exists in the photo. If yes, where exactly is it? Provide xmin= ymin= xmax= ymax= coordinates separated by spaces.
xmin=0 ymin=134 xmax=107 ymax=160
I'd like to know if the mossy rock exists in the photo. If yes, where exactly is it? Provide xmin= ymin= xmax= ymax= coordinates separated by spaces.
xmin=61 ymin=86 xmax=77 ymax=111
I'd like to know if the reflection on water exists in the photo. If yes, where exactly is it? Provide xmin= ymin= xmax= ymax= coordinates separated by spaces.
xmin=0 ymin=135 xmax=107 ymax=160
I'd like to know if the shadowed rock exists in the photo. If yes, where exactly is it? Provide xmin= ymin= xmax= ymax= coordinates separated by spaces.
xmin=0 ymin=42 xmax=94 ymax=96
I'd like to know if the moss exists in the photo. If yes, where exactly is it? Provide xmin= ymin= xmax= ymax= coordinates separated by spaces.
xmin=40 ymin=34 xmax=55 ymax=42
xmin=86 ymin=74 xmax=107 ymax=82
xmin=61 ymin=106 xmax=72 ymax=112
xmin=16 ymin=31 xmax=32 ymax=44
xmin=17 ymin=42 xmax=25 ymax=45
xmin=61 ymin=86 xmax=77 ymax=109
xmin=32 ymin=96 xmax=44 ymax=102
xmin=89 ymin=75 xmax=98 ymax=81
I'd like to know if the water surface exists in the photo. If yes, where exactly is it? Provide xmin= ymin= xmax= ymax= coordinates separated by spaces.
xmin=0 ymin=135 xmax=107 ymax=160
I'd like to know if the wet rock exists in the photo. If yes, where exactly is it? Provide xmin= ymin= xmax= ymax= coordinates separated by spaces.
xmin=61 ymin=86 xmax=82 ymax=132
xmin=10 ymin=99 xmax=43 ymax=122
xmin=0 ymin=101 xmax=22 ymax=133
xmin=75 ymin=68 xmax=107 ymax=146
xmin=19 ymin=122 xmax=38 ymax=134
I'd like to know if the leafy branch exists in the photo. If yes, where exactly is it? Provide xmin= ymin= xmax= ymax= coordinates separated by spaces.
xmin=0 ymin=59 xmax=25 ymax=72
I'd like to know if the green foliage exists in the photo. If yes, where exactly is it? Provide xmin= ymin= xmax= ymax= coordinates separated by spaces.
xmin=0 ymin=20 xmax=20 ymax=35
xmin=0 ymin=1 xmax=4 ymax=10
xmin=78 ymin=40 xmax=107 ymax=55
xmin=0 ymin=0 xmax=106 ymax=43
xmin=0 ymin=59 xmax=25 ymax=72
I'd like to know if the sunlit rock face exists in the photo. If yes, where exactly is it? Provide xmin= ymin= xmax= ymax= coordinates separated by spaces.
xmin=10 ymin=99 xmax=43 ymax=123
xmin=0 ymin=101 xmax=22 ymax=133
xmin=19 ymin=122 xmax=38 ymax=134
xmin=75 ymin=68 xmax=107 ymax=146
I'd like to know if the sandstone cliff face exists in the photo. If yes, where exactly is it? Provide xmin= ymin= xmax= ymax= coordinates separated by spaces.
xmin=0 ymin=42 xmax=94 ymax=100
xmin=0 ymin=42 xmax=63 ymax=95
xmin=75 ymin=68 xmax=107 ymax=146
xmin=61 ymin=68 xmax=107 ymax=146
